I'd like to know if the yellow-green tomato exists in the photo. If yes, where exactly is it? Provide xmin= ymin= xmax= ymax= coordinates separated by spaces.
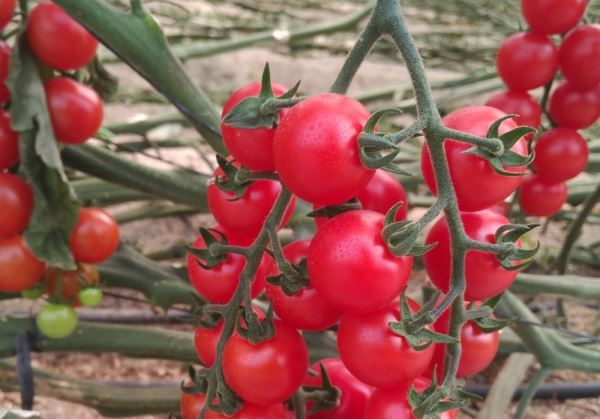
xmin=36 ymin=303 xmax=78 ymax=339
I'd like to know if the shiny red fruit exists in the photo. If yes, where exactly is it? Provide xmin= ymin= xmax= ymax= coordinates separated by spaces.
xmin=206 ymin=403 xmax=287 ymax=419
xmin=549 ymin=82 xmax=600 ymax=129
xmin=559 ymin=24 xmax=600 ymax=89
xmin=0 ymin=41 xmax=12 ymax=103
xmin=356 ymin=170 xmax=408 ymax=221
xmin=519 ymin=174 xmax=567 ymax=217
xmin=485 ymin=91 xmax=541 ymax=128
xmin=521 ymin=0 xmax=587 ymax=35
xmin=70 ymin=207 xmax=120 ymax=264
xmin=0 ymin=109 xmax=19 ymax=170
xmin=0 ymin=235 xmax=46 ymax=293
xmin=0 ymin=0 xmax=16 ymax=31
xmin=533 ymin=128 xmax=588 ymax=182
xmin=0 ymin=173 xmax=33 ymax=238
xmin=180 ymin=390 xmax=206 ymax=419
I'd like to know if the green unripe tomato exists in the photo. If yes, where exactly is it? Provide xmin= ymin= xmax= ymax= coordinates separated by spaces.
xmin=21 ymin=287 xmax=43 ymax=299
xmin=78 ymin=288 xmax=102 ymax=308
xmin=36 ymin=303 xmax=78 ymax=339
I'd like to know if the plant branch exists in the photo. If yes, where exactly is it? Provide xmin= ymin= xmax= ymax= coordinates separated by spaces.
xmin=512 ymin=367 xmax=552 ymax=419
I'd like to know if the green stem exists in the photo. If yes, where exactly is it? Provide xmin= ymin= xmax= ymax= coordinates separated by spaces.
xmin=512 ymin=367 xmax=551 ymax=419
xmin=511 ymin=273 xmax=600 ymax=300
xmin=71 ymin=177 xmax=152 ymax=206
xmin=113 ymin=201 xmax=203 ymax=224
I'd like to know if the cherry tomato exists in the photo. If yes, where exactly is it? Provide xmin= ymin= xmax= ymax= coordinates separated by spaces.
xmin=0 ymin=41 xmax=11 ymax=104
xmin=36 ymin=303 xmax=78 ymax=339
xmin=0 ymin=109 xmax=19 ymax=170
xmin=222 ymin=319 xmax=309 ymax=405
xmin=521 ymin=0 xmax=586 ymax=35
xmin=487 ymin=201 xmax=509 ymax=217
xmin=27 ymin=1 xmax=98 ymax=71
xmin=206 ymin=403 xmax=287 ymax=419
xmin=519 ymin=173 xmax=567 ymax=217
xmin=424 ymin=210 xmax=518 ymax=301
xmin=304 ymin=358 xmax=372 ymax=419
xmin=549 ymin=82 xmax=600 ymax=129
xmin=356 ymin=170 xmax=408 ymax=221
xmin=496 ymin=32 xmax=558 ymax=91
xmin=421 ymin=106 xmax=527 ymax=212
xmin=533 ymin=128 xmax=588 ymax=182
xmin=337 ymin=299 xmax=434 ymax=388
xmin=221 ymin=82 xmax=288 ymax=172
xmin=274 ymin=93 xmax=374 ymax=205
xmin=308 ymin=210 xmax=412 ymax=313
xmin=0 ymin=235 xmax=45 ymax=293
xmin=78 ymin=287 xmax=103 ymax=308
xmin=70 ymin=207 xmax=120 ymax=264
xmin=0 ymin=173 xmax=33 ymax=238
xmin=484 ymin=91 xmax=541 ymax=129
xmin=45 ymin=77 xmax=104 ymax=144
xmin=194 ymin=321 xmax=223 ymax=368
xmin=180 ymin=390 xmax=206 ymax=419
xmin=43 ymin=263 xmax=99 ymax=306
xmin=0 ymin=0 xmax=16 ymax=31
xmin=187 ymin=229 xmax=268 ymax=304
xmin=559 ymin=24 xmax=600 ymax=89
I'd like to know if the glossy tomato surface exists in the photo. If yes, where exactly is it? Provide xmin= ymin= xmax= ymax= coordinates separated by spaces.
xmin=36 ymin=303 xmax=78 ymax=339
xmin=70 ymin=208 xmax=120 ymax=264
xmin=0 ymin=0 xmax=16 ymax=31
xmin=521 ymin=0 xmax=586 ymax=35
xmin=206 ymin=403 xmax=287 ymax=419
xmin=43 ymin=264 xmax=99 ymax=306
xmin=0 ymin=109 xmax=19 ymax=170
xmin=0 ymin=41 xmax=11 ymax=103
xmin=559 ymin=24 xmax=600 ymax=89
xmin=533 ymin=128 xmax=588 ymax=182
xmin=365 ymin=384 xmax=457 ymax=419
xmin=356 ymin=170 xmax=408 ymax=221
xmin=519 ymin=174 xmax=567 ymax=217
xmin=484 ymin=91 xmax=541 ymax=128
xmin=0 ymin=173 xmax=33 ymax=238
xmin=180 ymin=390 xmax=206 ymax=419
xmin=549 ymin=82 xmax=600 ymax=129
xmin=0 ymin=236 xmax=45 ymax=293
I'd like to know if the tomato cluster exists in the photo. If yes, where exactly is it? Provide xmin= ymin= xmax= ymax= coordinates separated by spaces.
xmin=488 ymin=0 xmax=596 ymax=217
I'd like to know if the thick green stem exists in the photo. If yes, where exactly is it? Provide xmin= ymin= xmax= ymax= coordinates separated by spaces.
xmin=511 ymin=273 xmax=600 ymax=300
xmin=113 ymin=201 xmax=203 ymax=224
xmin=71 ymin=177 xmax=152 ymax=206
xmin=512 ymin=367 xmax=552 ymax=419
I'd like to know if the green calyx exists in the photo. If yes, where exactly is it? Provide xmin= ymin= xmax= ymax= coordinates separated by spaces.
xmin=236 ymin=305 xmax=276 ymax=344
xmin=303 ymin=363 xmax=341 ymax=415
xmin=266 ymin=257 xmax=311 ymax=296
xmin=467 ymin=296 xmax=514 ymax=333
xmin=382 ymin=203 xmax=436 ymax=257
xmin=409 ymin=377 xmax=482 ymax=419
xmin=187 ymin=228 xmax=229 ymax=270
xmin=495 ymin=223 xmax=540 ymax=271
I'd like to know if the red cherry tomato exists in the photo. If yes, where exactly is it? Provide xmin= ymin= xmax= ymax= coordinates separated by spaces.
xmin=421 ymin=106 xmax=527 ymax=212
xmin=424 ymin=210 xmax=518 ymax=301
xmin=180 ymin=390 xmax=206 ymax=419
xmin=521 ymin=0 xmax=587 ymax=35
xmin=0 ymin=109 xmax=19 ymax=170
xmin=559 ymin=24 xmax=600 ymax=89
xmin=0 ymin=173 xmax=33 ymax=238
xmin=265 ymin=240 xmax=341 ymax=331
xmin=45 ymin=77 xmax=104 ymax=144
xmin=0 ymin=0 xmax=16 ymax=30
xmin=356 ymin=170 xmax=408 ymax=221
xmin=222 ymin=319 xmax=309 ymax=405
xmin=549 ymin=82 xmax=600 ymax=129
xmin=27 ymin=1 xmax=98 ymax=71
xmin=308 ymin=210 xmax=412 ymax=313
xmin=519 ymin=174 xmax=567 ymax=217
xmin=0 ymin=235 xmax=46 ymax=293
xmin=208 ymin=167 xmax=296 ymax=239
xmin=337 ymin=299 xmax=434 ymax=388
xmin=206 ymin=403 xmax=287 ymax=419
xmin=274 ymin=93 xmax=374 ymax=205
xmin=42 ymin=264 xmax=99 ymax=307
xmin=484 ymin=91 xmax=541 ymax=128
xmin=533 ymin=128 xmax=588 ymax=182
xmin=0 ymin=41 xmax=11 ymax=104
xmin=221 ymin=82 xmax=288 ymax=172
xmin=496 ymin=32 xmax=558 ymax=91
xmin=487 ymin=201 xmax=510 ymax=217
xmin=70 ymin=207 xmax=120 ymax=264
xmin=304 ymin=358 xmax=373 ymax=419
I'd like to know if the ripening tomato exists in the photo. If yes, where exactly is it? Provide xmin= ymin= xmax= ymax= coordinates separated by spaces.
xmin=533 ymin=128 xmax=588 ymax=182
xmin=0 ymin=41 xmax=12 ymax=103
xmin=221 ymin=82 xmax=289 ymax=172
xmin=521 ymin=0 xmax=587 ymax=35
xmin=424 ymin=210 xmax=518 ymax=301
xmin=304 ymin=358 xmax=373 ymax=419
xmin=187 ymin=229 xmax=268 ymax=304
xmin=274 ymin=93 xmax=374 ymax=205
xmin=265 ymin=240 xmax=341 ymax=331
xmin=496 ymin=32 xmax=558 ymax=91
xmin=356 ymin=170 xmax=408 ymax=221
xmin=0 ymin=109 xmax=19 ymax=170
xmin=206 ymin=403 xmax=287 ymax=419
xmin=549 ymin=82 xmax=600 ymax=129
xmin=180 ymin=390 xmax=206 ymax=419
xmin=337 ymin=299 xmax=434 ymax=388
xmin=308 ymin=210 xmax=412 ymax=313
xmin=27 ymin=1 xmax=98 ymax=71
xmin=421 ymin=106 xmax=527 ymax=212
xmin=45 ymin=77 xmax=104 ymax=144
xmin=0 ymin=173 xmax=33 ymax=238
xmin=222 ymin=319 xmax=309 ymax=405
xmin=70 ymin=207 xmax=120 ymax=264
xmin=43 ymin=264 xmax=99 ymax=306
xmin=207 ymin=168 xmax=296 ymax=239
xmin=484 ymin=91 xmax=541 ymax=129
xmin=0 ymin=0 xmax=15 ymax=30
xmin=519 ymin=174 xmax=567 ymax=217
xmin=559 ymin=24 xmax=600 ymax=89
xmin=36 ymin=303 xmax=78 ymax=339
xmin=0 ymin=235 xmax=45 ymax=293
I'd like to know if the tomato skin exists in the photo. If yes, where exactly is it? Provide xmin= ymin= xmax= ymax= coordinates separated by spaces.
xmin=265 ymin=240 xmax=341 ymax=331
xmin=496 ymin=32 xmax=558 ymax=92
xmin=356 ymin=170 xmax=408 ymax=221
xmin=0 ymin=173 xmax=33 ymax=238
xmin=78 ymin=287 xmax=103 ymax=308
xmin=208 ymin=168 xmax=296 ymax=239
xmin=274 ymin=93 xmax=374 ymax=205
xmin=424 ymin=210 xmax=518 ymax=301
xmin=338 ymin=300 xmax=434 ymax=388
xmin=533 ymin=128 xmax=588 ymax=182
xmin=0 ymin=109 xmax=19 ymax=170
xmin=194 ymin=321 xmax=223 ymax=367
xmin=559 ymin=24 xmax=600 ymax=89
xmin=27 ymin=1 xmax=98 ymax=71
xmin=0 ymin=236 xmax=46 ymax=293
xmin=180 ymin=391 xmax=206 ymax=419
xmin=421 ymin=106 xmax=527 ymax=212
xmin=484 ymin=91 xmax=541 ymax=129
xmin=308 ymin=210 xmax=412 ymax=314
xmin=221 ymin=82 xmax=288 ymax=172
xmin=222 ymin=319 xmax=309 ymax=405
xmin=43 ymin=263 xmax=99 ymax=306
xmin=70 ymin=208 xmax=120 ymax=264
xmin=549 ymin=82 xmax=600 ymax=129
xmin=206 ymin=403 xmax=287 ymax=419
xmin=365 ymin=384 xmax=457 ymax=419
xmin=36 ymin=303 xmax=78 ymax=339
xmin=521 ymin=0 xmax=586 ymax=35
xmin=304 ymin=358 xmax=373 ymax=419
xmin=0 ymin=41 xmax=12 ymax=104
xmin=519 ymin=174 xmax=567 ymax=217
xmin=44 ymin=77 xmax=104 ymax=144
xmin=0 ymin=0 xmax=15 ymax=30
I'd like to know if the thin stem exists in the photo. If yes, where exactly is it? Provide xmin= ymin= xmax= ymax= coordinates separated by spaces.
xmin=388 ymin=117 xmax=427 ymax=144
xmin=512 ymin=367 xmax=551 ymax=419
xmin=443 ymin=127 xmax=504 ymax=155
xmin=294 ymin=391 xmax=307 ymax=419
xmin=465 ymin=239 xmax=514 ymax=255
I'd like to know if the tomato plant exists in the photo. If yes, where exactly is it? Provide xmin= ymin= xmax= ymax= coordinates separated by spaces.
xmin=519 ymin=174 xmax=568 ymax=217
xmin=559 ymin=24 xmax=600 ymax=89
xmin=36 ymin=303 xmax=78 ymax=339
xmin=521 ymin=0 xmax=586 ymax=35
xmin=0 ymin=235 xmax=45 ymax=293
xmin=70 ymin=207 xmax=120 ymax=264
xmin=43 ymin=263 xmax=99 ymax=306
xmin=533 ymin=128 xmax=588 ymax=182
xmin=0 ymin=109 xmax=19 ymax=170
xmin=356 ymin=170 xmax=408 ymax=221
xmin=0 ymin=173 xmax=33 ymax=238
xmin=548 ymin=82 xmax=600 ymax=129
